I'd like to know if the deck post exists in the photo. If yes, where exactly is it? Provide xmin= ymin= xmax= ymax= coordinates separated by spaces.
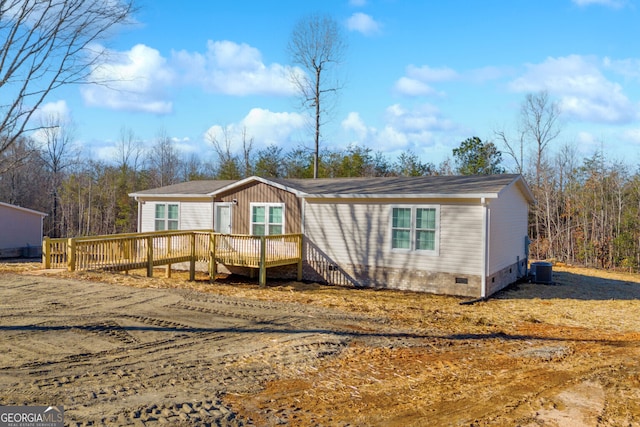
xmin=259 ymin=236 xmax=267 ymax=287
xmin=189 ymin=232 xmax=196 ymax=281
xmin=146 ymin=236 xmax=154 ymax=277
xmin=67 ymin=238 xmax=76 ymax=272
xmin=297 ymin=234 xmax=303 ymax=281
xmin=42 ymin=237 xmax=50 ymax=269
xmin=165 ymin=235 xmax=172 ymax=278
xmin=209 ymin=233 xmax=217 ymax=283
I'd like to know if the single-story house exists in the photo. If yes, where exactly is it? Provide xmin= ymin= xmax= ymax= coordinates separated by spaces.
xmin=130 ymin=174 xmax=534 ymax=297
xmin=0 ymin=202 xmax=47 ymax=258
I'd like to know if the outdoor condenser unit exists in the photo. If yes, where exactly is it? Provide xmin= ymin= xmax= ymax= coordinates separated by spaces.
xmin=530 ymin=261 xmax=553 ymax=284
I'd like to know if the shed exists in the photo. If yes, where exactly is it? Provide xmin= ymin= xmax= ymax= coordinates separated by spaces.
xmin=130 ymin=174 xmax=534 ymax=297
xmin=0 ymin=202 xmax=47 ymax=258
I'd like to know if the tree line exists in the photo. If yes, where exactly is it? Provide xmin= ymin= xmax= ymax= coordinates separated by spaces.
xmin=0 ymin=123 xmax=445 ymax=238
xmin=2 ymin=91 xmax=640 ymax=272
xmin=1 ymin=2 xmax=638 ymax=271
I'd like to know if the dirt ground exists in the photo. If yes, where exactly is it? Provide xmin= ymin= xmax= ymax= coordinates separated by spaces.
xmin=1 ymin=263 xmax=639 ymax=426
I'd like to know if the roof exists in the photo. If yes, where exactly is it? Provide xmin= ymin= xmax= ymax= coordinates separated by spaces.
xmin=130 ymin=174 xmax=534 ymax=203
xmin=268 ymin=174 xmax=529 ymax=199
xmin=0 ymin=202 xmax=47 ymax=217
xmin=129 ymin=180 xmax=236 ymax=197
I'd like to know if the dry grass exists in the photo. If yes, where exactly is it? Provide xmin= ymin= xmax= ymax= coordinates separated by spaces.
xmin=4 ymin=261 xmax=640 ymax=425
xmin=15 ymin=262 xmax=640 ymax=336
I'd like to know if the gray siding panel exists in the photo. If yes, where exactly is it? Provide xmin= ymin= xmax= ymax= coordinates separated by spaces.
xmin=303 ymin=200 xmax=485 ymax=288
xmin=180 ymin=202 xmax=213 ymax=230
xmin=140 ymin=201 xmax=156 ymax=233
xmin=0 ymin=205 xmax=43 ymax=249
xmin=488 ymin=184 xmax=530 ymax=275
xmin=139 ymin=199 xmax=213 ymax=232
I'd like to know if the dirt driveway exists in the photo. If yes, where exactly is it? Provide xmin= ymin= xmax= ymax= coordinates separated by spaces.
xmin=1 ymin=264 xmax=639 ymax=426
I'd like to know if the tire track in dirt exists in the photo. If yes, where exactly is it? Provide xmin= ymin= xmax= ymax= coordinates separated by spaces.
xmin=0 ymin=273 xmax=374 ymax=426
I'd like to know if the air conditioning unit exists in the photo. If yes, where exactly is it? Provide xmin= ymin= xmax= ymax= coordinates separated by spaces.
xmin=530 ymin=261 xmax=553 ymax=284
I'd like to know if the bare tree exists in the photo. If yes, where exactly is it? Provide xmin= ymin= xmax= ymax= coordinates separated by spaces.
xmin=0 ymin=0 xmax=136 ymax=154
xmin=38 ymin=112 xmax=78 ymax=237
xmin=520 ymin=91 xmax=562 ymax=188
xmin=240 ymin=127 xmax=254 ymax=177
xmin=147 ymin=129 xmax=181 ymax=187
xmin=0 ymin=136 xmax=44 ymax=206
xmin=206 ymin=126 xmax=255 ymax=179
xmin=206 ymin=126 xmax=241 ymax=180
xmin=288 ymin=14 xmax=347 ymax=179
xmin=115 ymin=126 xmax=142 ymax=173
xmin=519 ymin=91 xmax=562 ymax=259
xmin=494 ymin=128 xmax=525 ymax=174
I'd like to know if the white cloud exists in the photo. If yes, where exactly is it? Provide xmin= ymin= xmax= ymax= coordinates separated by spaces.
xmin=339 ymin=104 xmax=457 ymax=154
xmin=80 ymin=40 xmax=301 ymax=114
xmin=394 ymin=77 xmax=438 ymax=97
xmin=622 ymin=128 xmax=640 ymax=144
xmin=346 ymin=13 xmax=381 ymax=36
xmin=509 ymin=55 xmax=637 ymax=124
xmin=572 ymin=0 xmax=626 ymax=8
xmin=81 ymin=44 xmax=175 ymax=114
xmin=204 ymin=108 xmax=306 ymax=152
xmin=31 ymin=100 xmax=74 ymax=145
xmin=36 ymin=100 xmax=70 ymax=121
xmin=576 ymin=131 xmax=597 ymax=145
xmin=341 ymin=112 xmax=368 ymax=140
xmin=173 ymin=40 xmax=299 ymax=96
xmin=241 ymin=108 xmax=306 ymax=144
xmin=385 ymin=103 xmax=454 ymax=133
xmin=406 ymin=65 xmax=458 ymax=82
xmin=604 ymin=57 xmax=640 ymax=80
xmin=394 ymin=65 xmax=458 ymax=97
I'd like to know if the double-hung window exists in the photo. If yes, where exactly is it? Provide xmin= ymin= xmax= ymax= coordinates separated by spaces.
xmin=251 ymin=203 xmax=284 ymax=236
xmin=155 ymin=203 xmax=179 ymax=231
xmin=391 ymin=205 xmax=439 ymax=253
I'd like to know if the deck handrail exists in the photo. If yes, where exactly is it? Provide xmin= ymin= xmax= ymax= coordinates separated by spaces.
xmin=42 ymin=231 xmax=303 ymax=286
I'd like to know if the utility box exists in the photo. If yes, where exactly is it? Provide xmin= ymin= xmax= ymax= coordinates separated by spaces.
xmin=530 ymin=261 xmax=553 ymax=284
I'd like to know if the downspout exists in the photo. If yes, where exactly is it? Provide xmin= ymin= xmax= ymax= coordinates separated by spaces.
xmin=300 ymin=196 xmax=306 ymax=235
xmin=135 ymin=197 xmax=142 ymax=233
xmin=211 ymin=197 xmax=215 ymax=231
xmin=481 ymin=198 xmax=489 ymax=299
xmin=300 ymin=196 xmax=306 ymax=262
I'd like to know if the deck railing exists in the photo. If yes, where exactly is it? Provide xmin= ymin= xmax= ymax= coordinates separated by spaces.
xmin=211 ymin=233 xmax=303 ymax=285
xmin=42 ymin=231 xmax=303 ymax=286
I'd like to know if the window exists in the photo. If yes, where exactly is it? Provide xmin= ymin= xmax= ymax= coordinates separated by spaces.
xmin=391 ymin=206 xmax=438 ymax=253
xmin=155 ymin=203 xmax=179 ymax=231
xmin=251 ymin=203 xmax=284 ymax=235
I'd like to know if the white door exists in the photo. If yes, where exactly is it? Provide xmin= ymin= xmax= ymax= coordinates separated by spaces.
xmin=215 ymin=203 xmax=232 ymax=234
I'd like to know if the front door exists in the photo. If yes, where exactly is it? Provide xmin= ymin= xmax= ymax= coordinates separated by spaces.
xmin=215 ymin=203 xmax=232 ymax=234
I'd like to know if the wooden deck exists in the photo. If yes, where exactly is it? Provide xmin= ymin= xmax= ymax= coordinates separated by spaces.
xmin=42 ymin=231 xmax=303 ymax=286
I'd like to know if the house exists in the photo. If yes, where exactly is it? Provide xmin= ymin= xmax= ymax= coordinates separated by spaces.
xmin=0 ymin=202 xmax=47 ymax=258
xmin=130 ymin=174 xmax=534 ymax=297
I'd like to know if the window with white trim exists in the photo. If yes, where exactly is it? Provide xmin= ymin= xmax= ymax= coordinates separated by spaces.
xmin=155 ymin=203 xmax=179 ymax=231
xmin=391 ymin=205 xmax=439 ymax=253
xmin=251 ymin=203 xmax=284 ymax=236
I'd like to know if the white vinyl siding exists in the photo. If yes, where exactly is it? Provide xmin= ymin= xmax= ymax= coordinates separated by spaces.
xmin=139 ymin=200 xmax=214 ymax=232
xmin=487 ymin=184 xmax=530 ymax=275
xmin=180 ymin=202 xmax=213 ymax=230
xmin=304 ymin=200 xmax=483 ymax=276
xmin=0 ymin=204 xmax=45 ymax=250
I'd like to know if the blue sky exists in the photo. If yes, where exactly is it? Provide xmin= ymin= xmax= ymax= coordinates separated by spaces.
xmin=38 ymin=0 xmax=640 ymax=170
